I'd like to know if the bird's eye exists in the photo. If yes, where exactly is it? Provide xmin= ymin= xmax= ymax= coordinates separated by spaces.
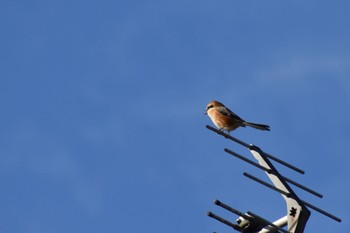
xmin=207 ymin=105 xmax=214 ymax=110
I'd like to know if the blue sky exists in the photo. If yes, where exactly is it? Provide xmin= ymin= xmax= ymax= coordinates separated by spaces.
xmin=0 ymin=0 xmax=349 ymax=232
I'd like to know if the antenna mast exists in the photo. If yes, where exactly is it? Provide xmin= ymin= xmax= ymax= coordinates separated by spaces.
xmin=206 ymin=125 xmax=341 ymax=233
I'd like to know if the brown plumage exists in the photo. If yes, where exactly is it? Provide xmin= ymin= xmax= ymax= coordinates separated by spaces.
xmin=205 ymin=100 xmax=270 ymax=133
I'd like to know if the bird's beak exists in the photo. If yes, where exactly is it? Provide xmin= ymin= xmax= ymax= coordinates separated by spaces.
xmin=204 ymin=111 xmax=207 ymax=115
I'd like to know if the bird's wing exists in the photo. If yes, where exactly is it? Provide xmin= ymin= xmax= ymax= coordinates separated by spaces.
xmin=216 ymin=106 xmax=244 ymax=121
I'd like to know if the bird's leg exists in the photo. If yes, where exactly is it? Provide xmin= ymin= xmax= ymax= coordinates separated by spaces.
xmin=219 ymin=128 xmax=230 ymax=135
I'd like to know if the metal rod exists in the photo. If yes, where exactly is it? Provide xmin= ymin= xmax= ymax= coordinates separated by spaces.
xmin=224 ymin=148 xmax=272 ymax=173
xmin=225 ymin=148 xmax=323 ymax=198
xmin=206 ymin=125 xmax=250 ymax=148
xmin=244 ymin=174 xmax=341 ymax=222
xmin=301 ymin=200 xmax=342 ymax=222
xmin=247 ymin=211 xmax=290 ymax=233
xmin=249 ymin=145 xmax=305 ymax=175
xmin=282 ymin=176 xmax=323 ymax=198
xmin=207 ymin=211 xmax=240 ymax=230
xmin=213 ymin=199 xmax=251 ymax=220
xmin=243 ymin=172 xmax=291 ymax=197
xmin=206 ymin=125 xmax=305 ymax=174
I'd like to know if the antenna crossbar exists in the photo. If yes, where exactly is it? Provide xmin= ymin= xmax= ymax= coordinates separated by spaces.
xmin=207 ymin=211 xmax=240 ymax=230
xmin=301 ymin=201 xmax=342 ymax=222
xmin=243 ymin=172 xmax=341 ymax=222
xmin=224 ymin=148 xmax=323 ymax=198
xmin=243 ymin=172 xmax=291 ymax=197
xmin=206 ymin=125 xmax=305 ymax=174
xmin=213 ymin=200 xmax=250 ymax=219
xmin=224 ymin=148 xmax=272 ymax=173
xmin=206 ymin=125 xmax=250 ymax=148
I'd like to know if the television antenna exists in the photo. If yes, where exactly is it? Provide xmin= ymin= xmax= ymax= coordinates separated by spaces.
xmin=206 ymin=125 xmax=341 ymax=233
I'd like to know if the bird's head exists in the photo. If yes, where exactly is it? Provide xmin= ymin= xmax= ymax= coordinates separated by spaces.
xmin=205 ymin=100 xmax=225 ymax=114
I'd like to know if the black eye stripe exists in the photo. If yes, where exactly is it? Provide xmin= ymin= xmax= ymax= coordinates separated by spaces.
xmin=207 ymin=105 xmax=214 ymax=110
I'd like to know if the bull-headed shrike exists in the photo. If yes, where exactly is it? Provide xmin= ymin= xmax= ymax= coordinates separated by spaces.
xmin=205 ymin=100 xmax=270 ymax=133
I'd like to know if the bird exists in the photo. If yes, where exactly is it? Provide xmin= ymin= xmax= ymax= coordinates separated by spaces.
xmin=205 ymin=100 xmax=270 ymax=133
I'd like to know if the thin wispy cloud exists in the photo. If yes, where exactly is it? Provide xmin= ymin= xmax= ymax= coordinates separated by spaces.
xmin=255 ymin=53 xmax=350 ymax=86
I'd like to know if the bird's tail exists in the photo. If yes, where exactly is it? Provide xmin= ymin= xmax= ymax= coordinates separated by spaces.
xmin=243 ymin=122 xmax=270 ymax=131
